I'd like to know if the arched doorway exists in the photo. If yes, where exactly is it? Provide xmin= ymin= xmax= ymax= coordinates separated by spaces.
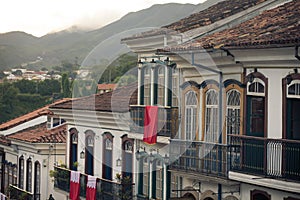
xmin=183 ymin=192 xmax=196 ymax=200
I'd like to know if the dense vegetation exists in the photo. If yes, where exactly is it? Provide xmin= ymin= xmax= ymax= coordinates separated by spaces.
xmin=0 ymin=53 xmax=138 ymax=124
xmin=0 ymin=79 xmax=64 ymax=124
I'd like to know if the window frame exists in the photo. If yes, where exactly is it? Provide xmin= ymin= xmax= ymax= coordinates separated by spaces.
xmin=102 ymin=132 xmax=114 ymax=180
xmin=69 ymin=128 xmax=78 ymax=171
xmin=204 ymin=88 xmax=219 ymax=143
xmin=26 ymin=158 xmax=32 ymax=193
xmin=19 ymin=156 xmax=25 ymax=190
xmin=183 ymin=90 xmax=198 ymax=141
xmin=282 ymin=73 xmax=300 ymax=140
xmin=245 ymin=72 xmax=268 ymax=137
xmin=225 ymin=83 xmax=244 ymax=138
xmin=85 ymin=130 xmax=95 ymax=176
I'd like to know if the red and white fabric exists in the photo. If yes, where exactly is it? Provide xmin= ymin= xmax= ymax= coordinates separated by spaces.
xmin=86 ymin=175 xmax=97 ymax=200
xmin=143 ymin=105 xmax=158 ymax=145
xmin=69 ymin=171 xmax=80 ymax=200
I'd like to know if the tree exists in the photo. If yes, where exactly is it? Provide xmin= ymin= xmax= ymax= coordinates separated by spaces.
xmin=13 ymin=79 xmax=37 ymax=94
xmin=0 ymin=83 xmax=19 ymax=123
xmin=38 ymin=79 xmax=61 ymax=96
xmin=62 ymin=73 xmax=71 ymax=98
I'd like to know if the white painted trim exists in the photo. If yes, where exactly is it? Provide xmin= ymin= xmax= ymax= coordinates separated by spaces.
xmin=2 ymin=116 xmax=47 ymax=136
xmin=229 ymin=171 xmax=300 ymax=193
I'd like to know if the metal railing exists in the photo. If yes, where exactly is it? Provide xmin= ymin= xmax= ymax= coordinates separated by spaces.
xmin=8 ymin=185 xmax=40 ymax=200
xmin=229 ymin=134 xmax=300 ymax=182
xmin=130 ymin=105 xmax=178 ymax=138
xmin=169 ymin=140 xmax=228 ymax=178
xmin=53 ymin=166 xmax=134 ymax=200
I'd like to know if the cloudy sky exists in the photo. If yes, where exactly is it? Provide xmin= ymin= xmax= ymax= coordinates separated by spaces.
xmin=1 ymin=0 xmax=206 ymax=37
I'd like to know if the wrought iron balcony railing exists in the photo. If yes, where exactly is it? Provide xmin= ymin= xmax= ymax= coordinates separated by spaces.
xmin=53 ymin=166 xmax=134 ymax=200
xmin=130 ymin=105 xmax=178 ymax=138
xmin=229 ymin=134 xmax=300 ymax=182
xmin=8 ymin=185 xmax=40 ymax=200
xmin=169 ymin=140 xmax=228 ymax=178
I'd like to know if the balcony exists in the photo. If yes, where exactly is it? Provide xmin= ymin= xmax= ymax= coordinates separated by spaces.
xmin=130 ymin=105 xmax=178 ymax=138
xmin=8 ymin=185 xmax=40 ymax=200
xmin=169 ymin=140 xmax=228 ymax=178
xmin=53 ymin=166 xmax=134 ymax=200
xmin=229 ymin=135 xmax=300 ymax=182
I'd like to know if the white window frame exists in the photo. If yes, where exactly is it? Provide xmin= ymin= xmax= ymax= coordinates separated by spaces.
xmin=185 ymin=91 xmax=197 ymax=141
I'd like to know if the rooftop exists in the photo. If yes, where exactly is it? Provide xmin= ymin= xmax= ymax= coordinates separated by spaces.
xmin=8 ymin=123 xmax=67 ymax=143
xmin=50 ymin=83 xmax=138 ymax=113
xmin=97 ymin=83 xmax=117 ymax=90
xmin=159 ymin=0 xmax=300 ymax=52
xmin=0 ymin=98 xmax=71 ymax=131
xmin=122 ymin=0 xmax=269 ymax=41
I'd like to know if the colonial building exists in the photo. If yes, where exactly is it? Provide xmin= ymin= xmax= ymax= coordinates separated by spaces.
xmin=49 ymin=83 xmax=138 ymax=199
xmin=49 ymin=0 xmax=299 ymax=200
xmin=0 ymin=100 xmax=68 ymax=200
xmin=119 ymin=0 xmax=300 ymax=200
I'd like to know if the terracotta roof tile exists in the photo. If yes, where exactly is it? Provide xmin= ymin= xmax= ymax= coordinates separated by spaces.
xmin=0 ymin=98 xmax=71 ymax=131
xmin=160 ymin=0 xmax=300 ymax=51
xmin=8 ymin=123 xmax=67 ymax=143
xmin=122 ymin=0 xmax=268 ymax=41
xmin=97 ymin=83 xmax=117 ymax=90
xmin=50 ymin=83 xmax=138 ymax=113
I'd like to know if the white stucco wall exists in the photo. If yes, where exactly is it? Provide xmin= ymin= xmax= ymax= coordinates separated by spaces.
xmin=240 ymin=183 xmax=300 ymax=200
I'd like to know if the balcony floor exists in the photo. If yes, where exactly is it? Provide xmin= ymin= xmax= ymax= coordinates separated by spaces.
xmin=229 ymin=171 xmax=300 ymax=194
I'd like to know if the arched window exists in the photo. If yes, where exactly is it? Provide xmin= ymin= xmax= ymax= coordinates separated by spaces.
xmin=157 ymin=66 xmax=165 ymax=106
xmin=285 ymin=79 xmax=300 ymax=140
xmin=85 ymin=131 xmax=95 ymax=175
xmin=204 ymin=89 xmax=219 ymax=143
xmin=246 ymin=72 xmax=267 ymax=137
xmin=69 ymin=128 xmax=78 ymax=171
xmin=19 ymin=156 xmax=24 ymax=189
xmin=283 ymin=74 xmax=300 ymax=180
xmin=226 ymin=89 xmax=241 ymax=135
xmin=102 ymin=133 xmax=113 ymax=180
xmin=26 ymin=158 xmax=32 ymax=192
xmin=143 ymin=66 xmax=151 ymax=105
xmin=251 ymin=190 xmax=271 ymax=200
xmin=34 ymin=161 xmax=41 ymax=199
xmin=13 ymin=164 xmax=17 ymax=186
xmin=185 ymin=91 xmax=197 ymax=140
xmin=122 ymin=137 xmax=133 ymax=183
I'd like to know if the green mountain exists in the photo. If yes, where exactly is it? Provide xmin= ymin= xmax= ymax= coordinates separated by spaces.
xmin=0 ymin=0 xmax=222 ymax=70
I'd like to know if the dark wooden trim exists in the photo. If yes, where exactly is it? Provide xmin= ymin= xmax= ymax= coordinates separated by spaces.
xmin=224 ymin=79 xmax=245 ymax=88
xmin=282 ymin=77 xmax=287 ymax=139
xmin=199 ymin=79 xmax=220 ymax=89
xmin=282 ymin=72 xmax=300 ymax=139
xmin=180 ymin=81 xmax=199 ymax=90
xmin=244 ymin=71 xmax=268 ymax=137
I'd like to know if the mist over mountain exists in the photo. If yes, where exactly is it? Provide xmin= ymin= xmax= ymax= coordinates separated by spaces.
xmin=0 ymin=0 xmax=222 ymax=70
